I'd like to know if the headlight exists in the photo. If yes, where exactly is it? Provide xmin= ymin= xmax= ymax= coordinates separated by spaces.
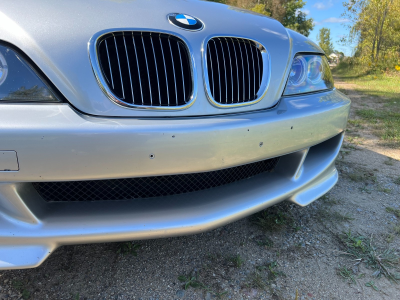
xmin=0 ymin=44 xmax=60 ymax=102
xmin=283 ymin=54 xmax=334 ymax=96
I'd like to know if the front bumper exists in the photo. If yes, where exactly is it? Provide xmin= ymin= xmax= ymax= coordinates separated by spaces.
xmin=0 ymin=89 xmax=350 ymax=269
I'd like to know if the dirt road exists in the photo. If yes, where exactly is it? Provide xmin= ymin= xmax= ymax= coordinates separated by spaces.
xmin=0 ymin=78 xmax=399 ymax=300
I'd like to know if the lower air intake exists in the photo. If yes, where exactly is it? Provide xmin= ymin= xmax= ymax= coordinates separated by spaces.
xmin=33 ymin=157 xmax=280 ymax=202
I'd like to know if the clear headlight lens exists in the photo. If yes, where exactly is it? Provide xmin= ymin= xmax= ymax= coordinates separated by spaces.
xmin=0 ymin=44 xmax=59 ymax=102
xmin=283 ymin=54 xmax=334 ymax=96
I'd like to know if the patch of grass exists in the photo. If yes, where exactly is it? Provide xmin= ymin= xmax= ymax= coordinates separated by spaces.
xmin=394 ymin=177 xmax=400 ymax=185
xmin=394 ymin=225 xmax=400 ymax=235
xmin=178 ymin=273 xmax=227 ymax=298
xmin=178 ymin=274 xmax=206 ymax=290
xmin=72 ymin=293 xmax=80 ymax=300
xmin=264 ymin=261 xmax=285 ymax=281
xmin=117 ymin=242 xmax=141 ymax=255
xmin=12 ymin=281 xmax=30 ymax=300
xmin=320 ymin=195 xmax=343 ymax=206
xmin=359 ymin=186 xmax=373 ymax=194
xmin=206 ymin=252 xmax=222 ymax=262
xmin=346 ymin=135 xmax=364 ymax=145
xmin=346 ymin=167 xmax=377 ymax=183
xmin=348 ymin=119 xmax=364 ymax=128
xmin=333 ymin=67 xmax=400 ymax=147
xmin=356 ymin=109 xmax=400 ymax=146
xmin=386 ymin=207 xmax=400 ymax=218
xmin=365 ymin=280 xmax=380 ymax=291
xmin=342 ymin=143 xmax=358 ymax=150
xmin=252 ymin=204 xmax=294 ymax=232
xmin=377 ymin=185 xmax=391 ymax=194
xmin=227 ymin=254 xmax=244 ymax=268
xmin=384 ymin=158 xmax=395 ymax=166
xmin=350 ymin=172 xmax=376 ymax=183
xmin=245 ymin=270 xmax=267 ymax=289
xmin=318 ymin=208 xmax=354 ymax=223
xmin=245 ymin=261 xmax=285 ymax=291
xmin=339 ymin=230 xmax=400 ymax=282
xmin=337 ymin=266 xmax=356 ymax=284
xmin=257 ymin=237 xmax=274 ymax=248
xmin=333 ymin=66 xmax=400 ymax=105
xmin=317 ymin=195 xmax=351 ymax=223
xmin=386 ymin=234 xmax=394 ymax=243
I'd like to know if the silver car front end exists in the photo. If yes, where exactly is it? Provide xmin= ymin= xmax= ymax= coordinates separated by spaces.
xmin=0 ymin=0 xmax=350 ymax=269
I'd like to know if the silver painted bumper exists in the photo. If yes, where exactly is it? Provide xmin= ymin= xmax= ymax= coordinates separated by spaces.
xmin=0 ymin=89 xmax=350 ymax=269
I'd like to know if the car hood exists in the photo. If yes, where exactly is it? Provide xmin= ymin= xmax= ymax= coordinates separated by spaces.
xmin=0 ymin=0 xmax=321 ymax=117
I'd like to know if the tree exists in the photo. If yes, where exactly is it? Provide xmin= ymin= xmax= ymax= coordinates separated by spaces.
xmin=282 ymin=0 xmax=314 ymax=36
xmin=317 ymin=27 xmax=334 ymax=54
xmin=342 ymin=0 xmax=400 ymax=69
xmin=208 ymin=0 xmax=314 ymax=36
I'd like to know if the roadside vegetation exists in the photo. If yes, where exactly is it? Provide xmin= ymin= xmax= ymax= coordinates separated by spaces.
xmin=208 ymin=0 xmax=314 ymax=37
xmin=333 ymin=62 xmax=400 ymax=148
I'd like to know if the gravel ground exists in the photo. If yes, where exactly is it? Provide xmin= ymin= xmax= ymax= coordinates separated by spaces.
xmin=0 ymin=79 xmax=399 ymax=300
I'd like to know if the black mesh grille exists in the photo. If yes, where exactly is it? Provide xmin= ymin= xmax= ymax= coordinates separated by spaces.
xmin=97 ymin=32 xmax=192 ymax=107
xmin=206 ymin=37 xmax=263 ymax=104
xmin=33 ymin=157 xmax=280 ymax=202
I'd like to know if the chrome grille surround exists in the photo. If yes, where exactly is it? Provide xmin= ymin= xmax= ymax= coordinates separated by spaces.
xmin=203 ymin=36 xmax=270 ymax=108
xmin=88 ymin=29 xmax=197 ymax=110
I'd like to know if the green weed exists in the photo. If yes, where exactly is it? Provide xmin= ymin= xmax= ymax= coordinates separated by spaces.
xmin=257 ymin=237 xmax=274 ymax=248
xmin=386 ymin=207 xmax=400 ymax=218
xmin=117 ymin=242 xmax=141 ymax=256
xmin=339 ymin=230 xmax=399 ymax=282
xmin=337 ymin=266 xmax=356 ymax=284
xmin=227 ymin=254 xmax=244 ymax=268
xmin=12 ymin=281 xmax=30 ymax=300
xmin=252 ymin=204 xmax=294 ymax=232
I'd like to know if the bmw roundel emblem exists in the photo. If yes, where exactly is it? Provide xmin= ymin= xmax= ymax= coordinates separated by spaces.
xmin=168 ymin=13 xmax=204 ymax=31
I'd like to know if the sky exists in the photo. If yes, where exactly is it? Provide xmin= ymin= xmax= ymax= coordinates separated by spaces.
xmin=301 ymin=0 xmax=353 ymax=56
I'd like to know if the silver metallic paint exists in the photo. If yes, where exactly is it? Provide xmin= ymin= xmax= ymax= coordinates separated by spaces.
xmin=0 ymin=90 xmax=349 ymax=182
xmin=0 ymin=0 xmax=299 ymax=117
xmin=0 ymin=89 xmax=350 ymax=269
xmin=0 ymin=133 xmax=344 ymax=269
xmin=0 ymin=0 xmax=351 ymax=270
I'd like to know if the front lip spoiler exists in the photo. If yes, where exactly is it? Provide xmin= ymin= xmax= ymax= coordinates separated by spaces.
xmin=0 ymin=133 xmax=343 ymax=269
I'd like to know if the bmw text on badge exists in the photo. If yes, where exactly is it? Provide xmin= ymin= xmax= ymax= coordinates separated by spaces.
xmin=167 ymin=13 xmax=204 ymax=31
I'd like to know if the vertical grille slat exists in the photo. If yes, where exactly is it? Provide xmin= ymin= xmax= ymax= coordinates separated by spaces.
xmin=230 ymin=38 xmax=240 ymax=103
xmin=113 ymin=36 xmax=125 ymax=100
xmin=213 ymin=40 xmax=222 ymax=103
xmin=243 ymin=40 xmax=251 ymax=101
xmin=105 ymin=40 xmax=114 ymax=89
xmin=159 ymin=36 xmax=170 ymax=106
xmin=224 ymin=38 xmax=234 ymax=104
xmin=207 ymin=44 xmax=214 ymax=98
xmin=123 ymin=36 xmax=135 ymax=103
xmin=132 ymin=34 xmax=144 ymax=105
xmin=206 ymin=37 xmax=263 ymax=105
xmin=168 ymin=38 xmax=178 ymax=106
xmin=97 ymin=31 xmax=192 ymax=107
xmin=150 ymin=35 xmax=161 ymax=105
xmin=249 ymin=43 xmax=256 ymax=99
xmin=256 ymin=44 xmax=262 ymax=87
xmin=236 ymin=38 xmax=245 ymax=102
xmin=218 ymin=39 xmax=228 ymax=104
xmin=141 ymin=34 xmax=153 ymax=105
xmin=177 ymin=42 xmax=186 ymax=103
